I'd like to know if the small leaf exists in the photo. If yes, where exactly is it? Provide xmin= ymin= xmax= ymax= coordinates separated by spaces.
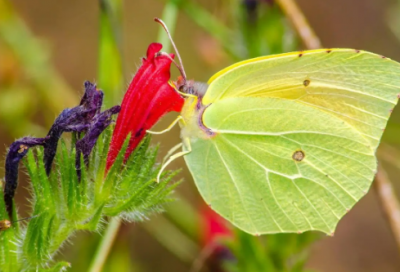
xmin=78 ymin=204 xmax=105 ymax=231
xmin=102 ymin=134 xmax=131 ymax=199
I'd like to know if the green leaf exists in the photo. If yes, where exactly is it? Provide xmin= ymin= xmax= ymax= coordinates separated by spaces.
xmin=102 ymin=134 xmax=131 ymax=200
xmin=175 ymin=0 xmax=238 ymax=59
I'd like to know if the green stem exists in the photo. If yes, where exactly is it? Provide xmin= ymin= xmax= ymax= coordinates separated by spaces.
xmin=88 ymin=217 xmax=121 ymax=272
xmin=98 ymin=0 xmax=124 ymax=107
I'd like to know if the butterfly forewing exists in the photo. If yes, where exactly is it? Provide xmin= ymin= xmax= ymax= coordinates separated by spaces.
xmin=204 ymin=49 xmax=400 ymax=150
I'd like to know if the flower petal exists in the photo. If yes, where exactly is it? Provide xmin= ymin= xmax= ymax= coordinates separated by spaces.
xmin=106 ymin=43 xmax=184 ymax=170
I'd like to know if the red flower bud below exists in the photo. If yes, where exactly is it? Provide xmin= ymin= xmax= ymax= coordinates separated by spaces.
xmin=200 ymin=205 xmax=233 ymax=272
xmin=201 ymin=205 xmax=232 ymax=247
xmin=106 ymin=43 xmax=184 ymax=171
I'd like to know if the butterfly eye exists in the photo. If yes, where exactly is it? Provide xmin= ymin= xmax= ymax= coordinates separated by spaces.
xmin=292 ymin=150 xmax=305 ymax=161
xmin=303 ymin=79 xmax=310 ymax=87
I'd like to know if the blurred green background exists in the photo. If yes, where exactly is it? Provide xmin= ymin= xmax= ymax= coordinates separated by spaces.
xmin=1 ymin=0 xmax=400 ymax=271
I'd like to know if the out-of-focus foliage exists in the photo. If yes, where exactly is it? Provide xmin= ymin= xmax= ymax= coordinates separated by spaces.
xmin=167 ymin=0 xmax=296 ymax=60
xmin=223 ymin=230 xmax=319 ymax=272
xmin=0 ymin=0 xmax=77 ymax=137
xmin=98 ymin=0 xmax=124 ymax=107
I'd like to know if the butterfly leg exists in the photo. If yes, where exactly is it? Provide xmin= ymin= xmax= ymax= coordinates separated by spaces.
xmin=156 ymin=137 xmax=191 ymax=183
xmin=147 ymin=116 xmax=184 ymax=135
xmin=162 ymin=143 xmax=183 ymax=164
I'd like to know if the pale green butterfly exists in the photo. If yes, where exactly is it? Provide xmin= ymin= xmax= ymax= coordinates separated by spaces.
xmin=151 ymin=19 xmax=400 ymax=236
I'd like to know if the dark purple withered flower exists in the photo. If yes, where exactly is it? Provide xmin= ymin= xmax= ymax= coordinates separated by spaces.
xmin=3 ymin=81 xmax=119 ymax=218
xmin=43 ymin=81 xmax=104 ymax=175
xmin=75 ymin=105 xmax=121 ymax=178
xmin=43 ymin=108 xmax=88 ymax=175
xmin=4 ymin=137 xmax=48 ymax=218
xmin=80 ymin=81 xmax=104 ymax=113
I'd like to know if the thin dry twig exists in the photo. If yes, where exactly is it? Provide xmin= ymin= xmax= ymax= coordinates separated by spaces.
xmin=189 ymin=242 xmax=216 ymax=272
xmin=275 ymin=0 xmax=322 ymax=49
xmin=374 ymin=165 xmax=400 ymax=253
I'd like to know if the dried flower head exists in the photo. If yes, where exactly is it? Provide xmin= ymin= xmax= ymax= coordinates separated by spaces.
xmin=43 ymin=81 xmax=105 ymax=175
xmin=76 ymin=105 xmax=121 ymax=178
xmin=3 ymin=81 xmax=120 ymax=218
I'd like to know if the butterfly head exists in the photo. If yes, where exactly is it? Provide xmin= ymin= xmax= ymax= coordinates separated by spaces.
xmin=175 ymin=76 xmax=208 ymax=98
xmin=155 ymin=18 xmax=214 ymax=139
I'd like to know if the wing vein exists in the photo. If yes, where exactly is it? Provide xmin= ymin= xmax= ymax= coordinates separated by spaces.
xmin=222 ymin=136 xmax=300 ymax=231
xmin=213 ymin=142 xmax=260 ymax=233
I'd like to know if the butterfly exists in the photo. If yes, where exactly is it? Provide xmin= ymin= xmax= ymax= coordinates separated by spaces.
xmin=153 ymin=19 xmax=400 ymax=236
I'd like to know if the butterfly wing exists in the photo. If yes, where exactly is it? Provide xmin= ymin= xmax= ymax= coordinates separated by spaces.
xmin=203 ymin=49 xmax=400 ymax=150
xmin=184 ymin=49 xmax=400 ymax=235
xmin=185 ymin=97 xmax=376 ymax=235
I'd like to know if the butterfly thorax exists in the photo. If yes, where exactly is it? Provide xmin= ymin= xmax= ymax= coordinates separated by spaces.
xmin=180 ymin=86 xmax=215 ymax=141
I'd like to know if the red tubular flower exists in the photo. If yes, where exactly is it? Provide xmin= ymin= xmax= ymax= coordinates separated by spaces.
xmin=201 ymin=204 xmax=233 ymax=272
xmin=106 ymin=43 xmax=184 ymax=170
xmin=201 ymin=205 xmax=232 ymax=247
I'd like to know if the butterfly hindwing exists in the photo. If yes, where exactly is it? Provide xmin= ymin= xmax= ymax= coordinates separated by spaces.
xmin=185 ymin=97 xmax=376 ymax=234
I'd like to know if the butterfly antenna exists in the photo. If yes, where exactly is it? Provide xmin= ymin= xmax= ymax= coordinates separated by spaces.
xmin=154 ymin=17 xmax=187 ymax=82
xmin=156 ymin=52 xmax=186 ymax=81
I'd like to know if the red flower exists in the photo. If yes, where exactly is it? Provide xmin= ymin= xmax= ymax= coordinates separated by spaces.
xmin=106 ymin=43 xmax=184 ymax=170
xmin=201 ymin=205 xmax=232 ymax=247
xmin=200 ymin=205 xmax=233 ymax=272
